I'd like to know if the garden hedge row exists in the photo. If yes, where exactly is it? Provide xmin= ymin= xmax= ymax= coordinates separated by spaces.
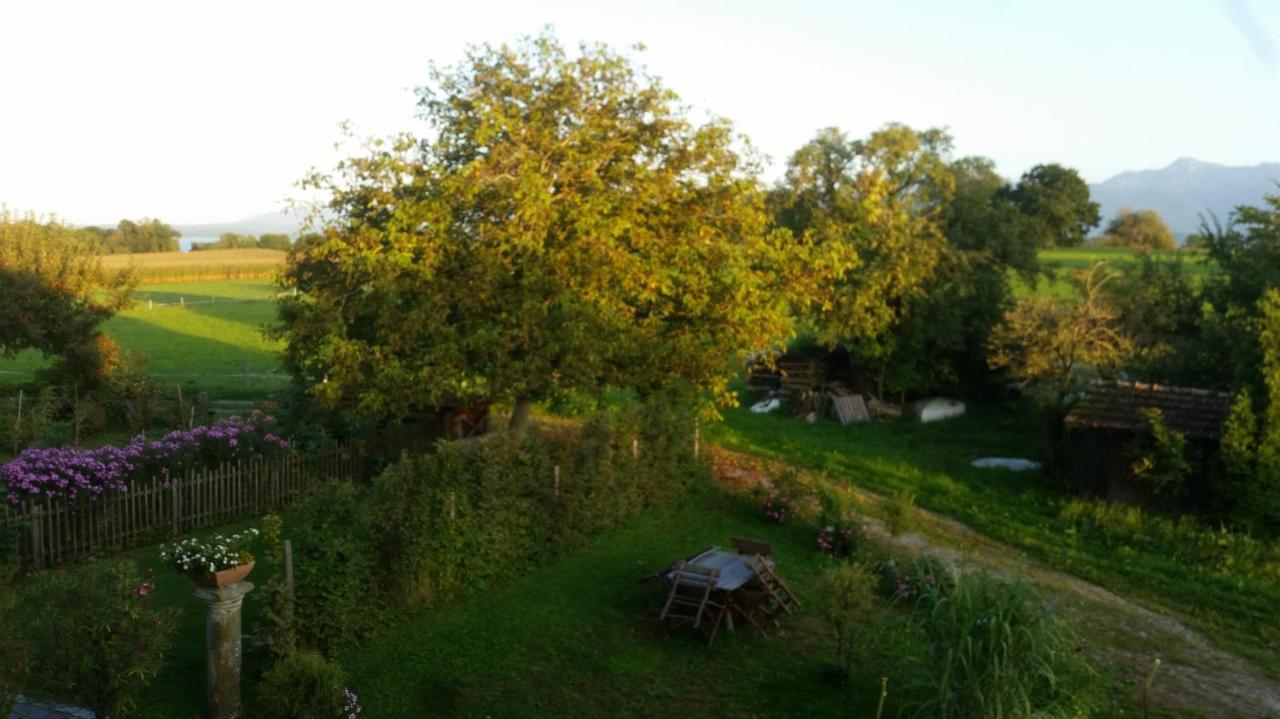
xmin=286 ymin=401 xmax=707 ymax=652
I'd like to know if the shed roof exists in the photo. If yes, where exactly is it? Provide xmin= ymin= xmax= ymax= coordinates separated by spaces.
xmin=1063 ymin=381 xmax=1234 ymax=440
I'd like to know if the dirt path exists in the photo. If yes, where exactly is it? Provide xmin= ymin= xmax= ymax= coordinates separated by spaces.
xmin=711 ymin=448 xmax=1280 ymax=719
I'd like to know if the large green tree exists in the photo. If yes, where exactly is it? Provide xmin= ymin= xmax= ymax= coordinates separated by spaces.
xmin=880 ymin=156 xmax=1040 ymax=395
xmin=0 ymin=211 xmax=134 ymax=383
xmin=771 ymin=124 xmax=954 ymax=381
xmin=278 ymin=35 xmax=800 ymax=427
xmin=1007 ymin=163 xmax=1100 ymax=248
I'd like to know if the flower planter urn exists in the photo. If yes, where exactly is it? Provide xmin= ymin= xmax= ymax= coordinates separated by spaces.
xmin=188 ymin=561 xmax=255 ymax=588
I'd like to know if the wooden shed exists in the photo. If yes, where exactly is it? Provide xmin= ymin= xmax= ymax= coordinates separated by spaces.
xmin=1061 ymin=381 xmax=1232 ymax=504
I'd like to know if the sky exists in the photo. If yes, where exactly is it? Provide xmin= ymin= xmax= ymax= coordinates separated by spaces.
xmin=1 ymin=0 xmax=1278 ymax=225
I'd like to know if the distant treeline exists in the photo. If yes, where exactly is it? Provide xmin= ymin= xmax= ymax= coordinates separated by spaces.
xmin=190 ymin=232 xmax=293 ymax=252
xmin=80 ymin=219 xmax=181 ymax=253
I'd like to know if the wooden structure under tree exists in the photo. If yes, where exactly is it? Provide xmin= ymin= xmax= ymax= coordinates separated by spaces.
xmin=1061 ymin=381 xmax=1233 ymax=505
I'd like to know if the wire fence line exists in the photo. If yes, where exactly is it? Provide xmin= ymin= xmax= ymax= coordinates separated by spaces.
xmin=129 ymin=291 xmax=294 ymax=309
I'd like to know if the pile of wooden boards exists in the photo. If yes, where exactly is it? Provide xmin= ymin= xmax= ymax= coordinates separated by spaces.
xmin=829 ymin=392 xmax=870 ymax=424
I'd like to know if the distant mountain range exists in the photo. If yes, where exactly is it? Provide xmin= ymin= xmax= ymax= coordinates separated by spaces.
xmin=168 ymin=160 xmax=1280 ymax=246
xmin=1089 ymin=158 xmax=1280 ymax=240
xmin=173 ymin=211 xmax=305 ymax=239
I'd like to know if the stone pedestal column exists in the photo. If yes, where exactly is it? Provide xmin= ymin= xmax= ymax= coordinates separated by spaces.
xmin=193 ymin=581 xmax=254 ymax=719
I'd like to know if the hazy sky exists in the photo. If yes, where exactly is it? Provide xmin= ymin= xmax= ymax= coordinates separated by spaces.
xmin=2 ymin=0 xmax=1278 ymax=224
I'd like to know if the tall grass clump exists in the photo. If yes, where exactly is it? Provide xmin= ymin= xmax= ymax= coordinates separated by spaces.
xmin=898 ymin=563 xmax=1095 ymax=718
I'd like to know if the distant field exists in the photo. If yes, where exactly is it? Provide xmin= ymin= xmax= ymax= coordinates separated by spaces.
xmin=102 ymin=248 xmax=286 ymax=284
xmin=1018 ymin=246 xmax=1217 ymax=298
xmin=0 ymin=279 xmax=287 ymax=399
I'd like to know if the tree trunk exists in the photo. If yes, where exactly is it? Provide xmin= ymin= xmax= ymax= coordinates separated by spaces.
xmin=508 ymin=397 xmax=534 ymax=432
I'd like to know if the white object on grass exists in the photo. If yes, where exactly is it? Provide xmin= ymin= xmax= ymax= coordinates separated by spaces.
xmin=750 ymin=397 xmax=781 ymax=414
xmin=971 ymin=457 xmax=1042 ymax=471
xmin=914 ymin=398 xmax=966 ymax=423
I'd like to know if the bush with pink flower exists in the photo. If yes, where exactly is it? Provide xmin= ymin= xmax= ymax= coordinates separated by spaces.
xmin=761 ymin=494 xmax=789 ymax=523
xmin=816 ymin=523 xmax=864 ymax=558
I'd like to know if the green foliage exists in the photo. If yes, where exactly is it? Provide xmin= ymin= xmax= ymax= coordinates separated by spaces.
xmin=289 ymin=482 xmax=383 ymax=653
xmin=878 ymin=156 xmax=1041 ymax=396
xmin=4 ymin=560 xmax=178 ymax=719
xmin=253 ymin=651 xmax=353 ymax=719
xmin=87 ymin=219 xmax=181 ymax=254
xmin=988 ymin=263 xmax=1133 ymax=405
xmin=0 ymin=210 xmax=136 ymax=386
xmin=280 ymin=32 xmax=799 ymax=424
xmin=257 ymin=233 xmax=293 ymax=251
xmin=882 ymin=489 xmax=917 ymax=537
xmin=896 ymin=564 xmax=1095 ymax=718
xmin=1128 ymin=407 xmax=1192 ymax=501
xmin=192 ymin=233 xmax=293 ymax=251
xmin=1058 ymin=498 xmax=1280 ymax=581
xmin=772 ymin=125 xmax=954 ymax=372
xmin=1006 ymin=163 xmax=1101 ymax=248
xmin=1210 ymin=291 xmax=1280 ymax=530
xmin=256 ymin=514 xmax=298 ymax=661
xmin=813 ymin=560 xmax=881 ymax=679
xmin=1096 ymin=207 xmax=1176 ymax=251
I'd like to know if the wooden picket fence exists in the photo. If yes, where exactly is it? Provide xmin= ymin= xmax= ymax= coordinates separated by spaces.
xmin=0 ymin=433 xmax=431 ymax=568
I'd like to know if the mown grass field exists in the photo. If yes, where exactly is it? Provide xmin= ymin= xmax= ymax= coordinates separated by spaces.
xmin=1016 ymin=246 xmax=1216 ymax=298
xmin=0 ymin=279 xmax=286 ymax=399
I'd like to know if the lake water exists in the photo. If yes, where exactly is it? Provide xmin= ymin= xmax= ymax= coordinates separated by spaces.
xmin=179 ymin=236 xmax=218 ymax=251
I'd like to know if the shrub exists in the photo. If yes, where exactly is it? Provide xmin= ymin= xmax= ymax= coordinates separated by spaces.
xmin=254 ymin=651 xmax=360 ymax=719
xmin=760 ymin=494 xmax=789 ymax=523
xmin=1128 ymin=407 xmax=1193 ymax=501
xmin=256 ymin=514 xmax=297 ymax=661
xmin=898 ymin=564 xmax=1095 ymax=718
xmin=288 ymin=400 xmax=705 ymax=652
xmin=813 ymin=561 xmax=881 ymax=680
xmin=883 ymin=489 xmax=917 ymax=536
xmin=6 ymin=559 xmax=178 ymax=719
xmin=816 ymin=523 xmax=864 ymax=558
xmin=290 ymin=483 xmax=381 ymax=653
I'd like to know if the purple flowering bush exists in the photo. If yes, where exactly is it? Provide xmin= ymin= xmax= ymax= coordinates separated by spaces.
xmin=2 ymin=411 xmax=289 ymax=505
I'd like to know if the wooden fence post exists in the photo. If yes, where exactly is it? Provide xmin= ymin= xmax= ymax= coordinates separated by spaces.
xmin=171 ymin=480 xmax=181 ymax=536
xmin=631 ymin=438 xmax=638 ymax=459
xmin=283 ymin=539 xmax=294 ymax=591
xmin=553 ymin=465 xmax=561 ymax=498
xmin=694 ymin=423 xmax=701 ymax=460
xmin=30 ymin=504 xmax=43 ymax=569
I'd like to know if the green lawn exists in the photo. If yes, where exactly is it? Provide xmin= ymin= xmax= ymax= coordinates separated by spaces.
xmin=117 ymin=492 xmax=887 ymax=718
xmin=0 ymin=280 xmax=286 ymax=399
xmin=709 ymin=404 xmax=1280 ymax=678
xmin=1017 ymin=246 xmax=1217 ymax=298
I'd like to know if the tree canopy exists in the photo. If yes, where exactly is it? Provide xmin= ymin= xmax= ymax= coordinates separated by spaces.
xmin=278 ymin=34 xmax=800 ymax=426
xmin=988 ymin=263 xmax=1133 ymax=405
xmin=1096 ymin=207 xmax=1176 ymax=250
xmin=81 ymin=219 xmax=181 ymax=254
xmin=0 ymin=211 xmax=134 ymax=383
xmin=1007 ymin=164 xmax=1100 ymax=248
xmin=771 ymin=124 xmax=954 ymax=362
